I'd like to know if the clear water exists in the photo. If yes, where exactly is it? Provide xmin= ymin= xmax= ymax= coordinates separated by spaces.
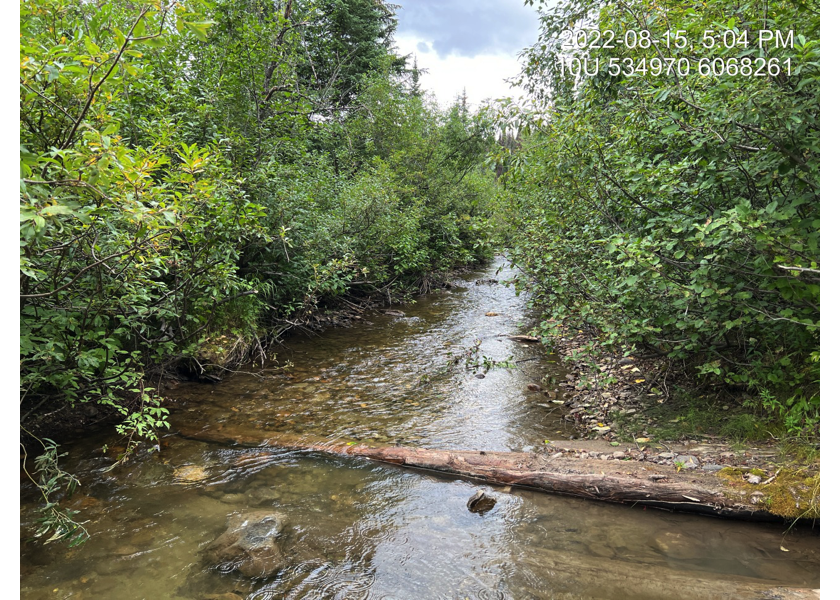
xmin=171 ymin=258 xmax=573 ymax=452
xmin=20 ymin=257 xmax=819 ymax=599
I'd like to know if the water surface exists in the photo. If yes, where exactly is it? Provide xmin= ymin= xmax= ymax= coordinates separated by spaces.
xmin=20 ymin=257 xmax=819 ymax=599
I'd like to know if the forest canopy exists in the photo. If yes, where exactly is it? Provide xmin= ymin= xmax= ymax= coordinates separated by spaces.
xmin=20 ymin=0 xmax=502 ymax=542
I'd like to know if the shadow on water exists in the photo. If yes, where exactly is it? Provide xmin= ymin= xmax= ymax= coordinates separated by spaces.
xmin=170 ymin=257 xmax=574 ymax=452
xmin=20 ymin=257 xmax=819 ymax=599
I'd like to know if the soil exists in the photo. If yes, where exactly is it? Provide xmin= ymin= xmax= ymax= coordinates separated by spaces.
xmin=534 ymin=324 xmax=816 ymax=455
xmin=526 ymin=324 xmax=820 ymax=520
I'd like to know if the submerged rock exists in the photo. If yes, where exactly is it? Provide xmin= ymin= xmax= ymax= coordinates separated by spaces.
xmin=174 ymin=465 xmax=210 ymax=483
xmin=648 ymin=530 xmax=707 ymax=560
xmin=219 ymin=493 xmax=248 ymax=505
xmin=251 ymin=486 xmax=282 ymax=505
xmin=203 ymin=511 xmax=289 ymax=578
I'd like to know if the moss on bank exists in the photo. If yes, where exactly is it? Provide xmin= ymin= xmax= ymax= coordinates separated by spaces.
xmin=717 ymin=466 xmax=820 ymax=520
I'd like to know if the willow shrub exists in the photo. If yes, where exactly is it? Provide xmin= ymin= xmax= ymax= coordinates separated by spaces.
xmin=497 ymin=0 xmax=819 ymax=432
xmin=21 ymin=0 xmax=502 ymax=545
xmin=21 ymin=1 xmax=267 ymax=445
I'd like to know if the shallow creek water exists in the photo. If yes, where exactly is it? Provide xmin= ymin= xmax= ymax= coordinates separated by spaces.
xmin=20 ymin=257 xmax=819 ymax=599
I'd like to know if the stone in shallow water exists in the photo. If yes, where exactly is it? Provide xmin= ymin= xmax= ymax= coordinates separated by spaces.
xmin=467 ymin=490 xmax=497 ymax=515
xmin=202 ymin=511 xmax=289 ymax=578
xmin=219 ymin=493 xmax=248 ymax=505
xmin=648 ymin=530 xmax=707 ymax=560
xmin=251 ymin=486 xmax=282 ymax=504
xmin=173 ymin=465 xmax=209 ymax=483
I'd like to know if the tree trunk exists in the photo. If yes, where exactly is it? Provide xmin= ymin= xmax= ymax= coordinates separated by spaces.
xmin=176 ymin=426 xmax=777 ymax=520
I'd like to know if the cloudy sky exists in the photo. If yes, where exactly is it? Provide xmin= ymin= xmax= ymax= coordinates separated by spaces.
xmin=392 ymin=0 xmax=542 ymax=108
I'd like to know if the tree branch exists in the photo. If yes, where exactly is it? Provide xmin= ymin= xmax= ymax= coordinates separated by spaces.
xmin=60 ymin=8 xmax=150 ymax=150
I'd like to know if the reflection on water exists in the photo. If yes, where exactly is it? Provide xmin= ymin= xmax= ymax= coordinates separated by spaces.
xmin=171 ymin=258 xmax=573 ymax=452
xmin=20 ymin=258 xmax=819 ymax=599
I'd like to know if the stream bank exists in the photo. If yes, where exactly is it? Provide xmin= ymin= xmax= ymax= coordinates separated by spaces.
xmin=19 ymin=264 xmax=473 ymax=449
xmin=21 ymin=256 xmax=819 ymax=600
xmin=516 ymin=317 xmax=820 ymax=521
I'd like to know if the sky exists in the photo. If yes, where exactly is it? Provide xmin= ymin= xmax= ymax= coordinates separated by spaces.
xmin=392 ymin=0 xmax=542 ymax=108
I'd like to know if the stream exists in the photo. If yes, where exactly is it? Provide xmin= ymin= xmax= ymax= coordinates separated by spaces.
xmin=20 ymin=257 xmax=819 ymax=599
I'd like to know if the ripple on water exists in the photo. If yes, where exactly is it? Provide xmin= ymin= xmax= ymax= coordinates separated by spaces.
xmin=20 ymin=258 xmax=820 ymax=599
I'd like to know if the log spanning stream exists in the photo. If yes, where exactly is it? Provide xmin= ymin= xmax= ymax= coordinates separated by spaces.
xmin=20 ymin=258 xmax=819 ymax=599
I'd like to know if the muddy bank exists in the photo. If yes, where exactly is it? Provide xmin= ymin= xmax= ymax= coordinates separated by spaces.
xmin=540 ymin=324 xmax=817 ymax=456
xmin=511 ymin=321 xmax=820 ymax=518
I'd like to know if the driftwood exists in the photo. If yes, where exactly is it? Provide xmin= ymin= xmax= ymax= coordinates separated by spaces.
xmin=506 ymin=334 xmax=541 ymax=343
xmin=176 ymin=426 xmax=775 ymax=520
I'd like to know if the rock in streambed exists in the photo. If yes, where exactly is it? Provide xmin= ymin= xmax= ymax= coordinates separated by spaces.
xmin=202 ymin=511 xmax=290 ymax=578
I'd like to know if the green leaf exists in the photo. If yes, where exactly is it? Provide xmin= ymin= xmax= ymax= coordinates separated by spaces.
xmin=183 ymin=20 xmax=215 ymax=42
xmin=83 ymin=38 xmax=101 ymax=56
xmin=41 ymin=205 xmax=74 ymax=217
xmin=139 ymin=36 xmax=167 ymax=49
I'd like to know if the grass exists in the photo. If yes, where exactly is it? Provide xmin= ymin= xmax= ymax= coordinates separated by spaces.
xmin=610 ymin=389 xmax=776 ymax=442
xmin=773 ymin=434 xmax=821 ymax=466
xmin=609 ymin=388 xmax=820 ymax=508
xmin=608 ymin=388 xmax=822 ymax=464
xmin=608 ymin=393 xmax=821 ymax=520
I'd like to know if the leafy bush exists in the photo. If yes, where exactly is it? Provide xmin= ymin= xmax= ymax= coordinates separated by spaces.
xmin=20 ymin=0 xmax=501 ymax=543
xmin=496 ymin=0 xmax=819 ymax=428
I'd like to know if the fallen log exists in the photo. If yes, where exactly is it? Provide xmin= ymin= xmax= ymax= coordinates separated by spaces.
xmin=506 ymin=334 xmax=541 ymax=343
xmin=176 ymin=426 xmax=779 ymax=520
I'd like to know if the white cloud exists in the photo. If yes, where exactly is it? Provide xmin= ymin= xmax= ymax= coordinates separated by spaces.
xmin=394 ymin=0 xmax=539 ymax=59
xmin=396 ymin=34 xmax=527 ymax=108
